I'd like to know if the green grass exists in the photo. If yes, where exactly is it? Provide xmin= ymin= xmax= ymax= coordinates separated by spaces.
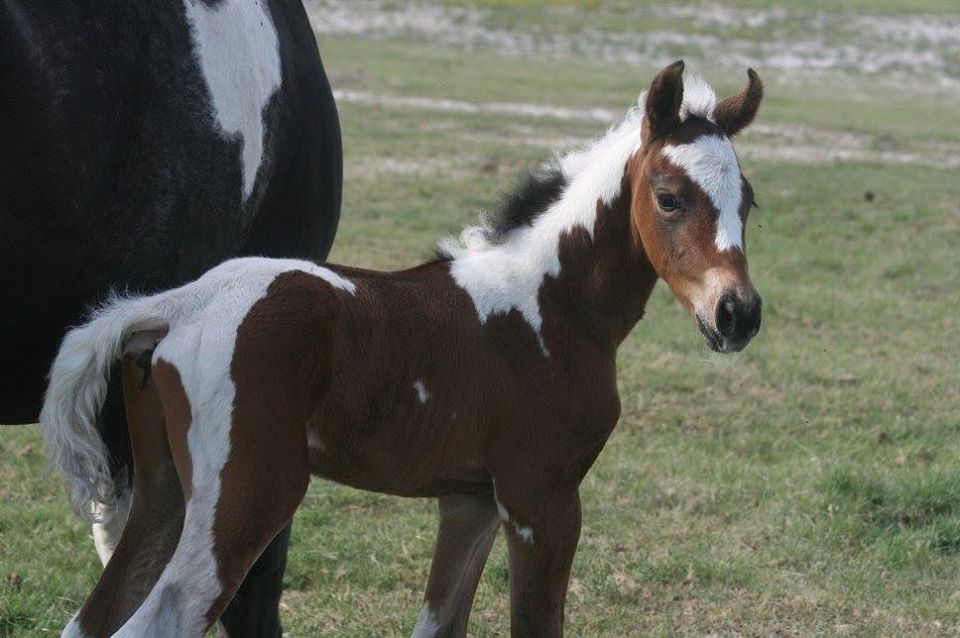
xmin=439 ymin=0 xmax=960 ymax=13
xmin=3 ymin=1 xmax=960 ymax=635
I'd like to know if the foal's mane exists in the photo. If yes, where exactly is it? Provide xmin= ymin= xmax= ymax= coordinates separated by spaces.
xmin=478 ymin=165 xmax=568 ymax=246
xmin=436 ymin=76 xmax=719 ymax=262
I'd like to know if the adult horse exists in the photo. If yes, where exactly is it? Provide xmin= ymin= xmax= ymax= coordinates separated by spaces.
xmin=1 ymin=0 xmax=341 ymax=635
xmin=43 ymin=61 xmax=764 ymax=636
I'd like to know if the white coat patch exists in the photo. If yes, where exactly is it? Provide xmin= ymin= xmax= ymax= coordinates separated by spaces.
xmin=91 ymin=488 xmax=132 ymax=566
xmin=662 ymin=135 xmax=744 ymax=251
xmin=183 ymin=0 xmax=282 ymax=200
xmin=307 ymin=429 xmax=326 ymax=452
xmin=492 ymin=479 xmax=535 ymax=545
xmin=413 ymin=380 xmax=430 ymax=404
xmin=61 ymin=615 xmax=90 ymax=638
xmin=411 ymin=603 xmax=440 ymax=638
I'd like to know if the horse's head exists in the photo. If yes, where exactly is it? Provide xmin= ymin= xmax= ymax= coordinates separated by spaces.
xmin=629 ymin=61 xmax=763 ymax=353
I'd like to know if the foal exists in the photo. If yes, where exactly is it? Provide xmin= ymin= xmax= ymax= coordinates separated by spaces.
xmin=43 ymin=61 xmax=763 ymax=637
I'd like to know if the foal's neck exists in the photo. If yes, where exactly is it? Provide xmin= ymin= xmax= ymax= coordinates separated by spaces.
xmin=444 ymin=118 xmax=658 ymax=354
xmin=540 ymin=184 xmax=658 ymax=349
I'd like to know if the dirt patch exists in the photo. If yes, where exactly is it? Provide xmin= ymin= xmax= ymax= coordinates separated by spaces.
xmin=308 ymin=1 xmax=960 ymax=92
xmin=335 ymin=89 xmax=960 ymax=168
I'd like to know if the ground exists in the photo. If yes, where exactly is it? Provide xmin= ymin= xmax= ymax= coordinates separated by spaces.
xmin=2 ymin=1 xmax=960 ymax=636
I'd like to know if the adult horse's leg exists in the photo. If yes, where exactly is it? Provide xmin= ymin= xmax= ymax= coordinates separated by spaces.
xmin=414 ymin=494 xmax=500 ymax=637
xmin=216 ymin=524 xmax=291 ymax=638
xmin=496 ymin=480 xmax=582 ymax=638
xmin=66 ymin=348 xmax=186 ymax=636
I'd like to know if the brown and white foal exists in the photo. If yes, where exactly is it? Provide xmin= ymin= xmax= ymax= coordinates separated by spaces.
xmin=42 ymin=61 xmax=763 ymax=637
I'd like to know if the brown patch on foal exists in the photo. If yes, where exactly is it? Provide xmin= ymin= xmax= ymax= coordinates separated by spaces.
xmin=153 ymin=358 xmax=194 ymax=502
xmin=206 ymin=271 xmax=330 ymax=622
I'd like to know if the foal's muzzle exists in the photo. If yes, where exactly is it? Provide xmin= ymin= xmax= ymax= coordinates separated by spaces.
xmin=700 ymin=291 xmax=762 ymax=353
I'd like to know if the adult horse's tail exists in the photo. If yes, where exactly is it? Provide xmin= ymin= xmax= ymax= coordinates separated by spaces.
xmin=40 ymin=294 xmax=170 ymax=522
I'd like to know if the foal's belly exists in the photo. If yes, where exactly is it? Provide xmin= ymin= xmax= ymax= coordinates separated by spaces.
xmin=304 ymin=407 xmax=492 ymax=498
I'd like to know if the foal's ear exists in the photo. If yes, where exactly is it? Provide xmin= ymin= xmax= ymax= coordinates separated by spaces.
xmin=714 ymin=68 xmax=763 ymax=137
xmin=643 ymin=60 xmax=685 ymax=140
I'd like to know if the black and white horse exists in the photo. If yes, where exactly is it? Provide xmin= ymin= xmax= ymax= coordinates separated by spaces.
xmin=1 ymin=1 xmax=342 ymax=635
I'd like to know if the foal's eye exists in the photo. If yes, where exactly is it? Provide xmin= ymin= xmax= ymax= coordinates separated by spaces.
xmin=657 ymin=193 xmax=680 ymax=212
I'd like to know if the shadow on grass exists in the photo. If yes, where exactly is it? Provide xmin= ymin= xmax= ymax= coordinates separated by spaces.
xmin=0 ymin=612 xmax=35 ymax=638
xmin=819 ymin=467 xmax=960 ymax=561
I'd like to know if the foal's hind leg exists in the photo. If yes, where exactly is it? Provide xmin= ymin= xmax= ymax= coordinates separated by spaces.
xmin=66 ymin=349 xmax=185 ymax=636
xmin=414 ymin=494 xmax=500 ymax=638
xmin=112 ymin=357 xmax=311 ymax=637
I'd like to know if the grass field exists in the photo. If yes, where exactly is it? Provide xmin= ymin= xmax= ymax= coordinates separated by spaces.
xmin=2 ymin=1 xmax=960 ymax=636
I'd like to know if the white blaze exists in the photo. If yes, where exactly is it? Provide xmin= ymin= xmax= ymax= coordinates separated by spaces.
xmin=183 ymin=0 xmax=282 ymax=200
xmin=662 ymin=135 xmax=744 ymax=252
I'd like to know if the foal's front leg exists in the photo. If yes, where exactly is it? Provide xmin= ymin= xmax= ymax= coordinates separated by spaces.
xmin=414 ymin=494 xmax=500 ymax=637
xmin=496 ymin=481 xmax=582 ymax=638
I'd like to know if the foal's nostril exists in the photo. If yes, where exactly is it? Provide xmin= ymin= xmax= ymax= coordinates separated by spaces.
xmin=716 ymin=293 xmax=738 ymax=338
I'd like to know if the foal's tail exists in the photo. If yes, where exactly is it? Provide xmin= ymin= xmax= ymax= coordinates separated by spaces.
xmin=40 ymin=292 xmax=171 ymax=522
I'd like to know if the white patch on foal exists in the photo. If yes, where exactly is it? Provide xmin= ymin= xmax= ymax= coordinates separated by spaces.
xmin=443 ymin=107 xmax=644 ymax=353
xmin=91 ymin=488 xmax=132 ymax=566
xmin=662 ymin=135 xmax=744 ymax=252
xmin=492 ymin=479 xmax=534 ymax=544
xmin=307 ymin=429 xmax=326 ymax=452
xmin=183 ymin=0 xmax=282 ymax=199
xmin=413 ymin=380 xmax=430 ymax=404
xmin=411 ymin=603 xmax=440 ymax=638
xmin=111 ymin=258 xmax=354 ymax=636
xmin=61 ymin=614 xmax=89 ymax=638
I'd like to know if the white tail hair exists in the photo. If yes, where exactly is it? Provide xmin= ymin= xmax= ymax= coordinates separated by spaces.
xmin=40 ymin=292 xmax=170 ymax=523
